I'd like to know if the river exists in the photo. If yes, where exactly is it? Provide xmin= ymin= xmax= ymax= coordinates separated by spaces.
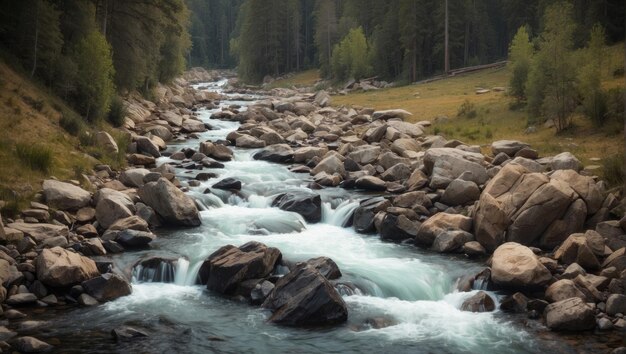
xmin=27 ymin=78 xmax=560 ymax=353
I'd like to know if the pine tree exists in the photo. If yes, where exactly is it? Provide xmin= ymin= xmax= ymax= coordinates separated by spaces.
xmin=578 ymin=24 xmax=607 ymax=126
xmin=314 ymin=0 xmax=338 ymax=78
xmin=508 ymin=26 xmax=533 ymax=100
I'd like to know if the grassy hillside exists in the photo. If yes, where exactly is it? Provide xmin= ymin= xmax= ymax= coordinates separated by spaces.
xmin=332 ymin=44 xmax=625 ymax=172
xmin=0 ymin=61 xmax=123 ymax=213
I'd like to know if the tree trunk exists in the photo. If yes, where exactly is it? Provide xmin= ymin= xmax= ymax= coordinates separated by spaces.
xmin=444 ymin=0 xmax=450 ymax=74
xmin=30 ymin=0 xmax=39 ymax=78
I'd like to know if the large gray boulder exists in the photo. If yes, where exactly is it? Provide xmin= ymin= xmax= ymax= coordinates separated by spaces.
xmin=95 ymin=131 xmax=119 ymax=154
xmin=36 ymin=247 xmax=100 ymax=287
xmin=82 ymin=273 xmax=132 ymax=302
xmin=491 ymin=140 xmax=530 ymax=157
xmin=42 ymin=180 xmax=91 ymax=211
xmin=139 ymin=178 xmax=200 ymax=227
xmin=120 ymin=168 xmax=151 ymax=188
xmin=262 ymin=263 xmax=347 ymax=326
xmin=491 ymin=242 xmax=551 ymax=289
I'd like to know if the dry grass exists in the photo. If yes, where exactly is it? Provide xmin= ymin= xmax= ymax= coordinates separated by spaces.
xmin=267 ymin=69 xmax=321 ymax=89
xmin=0 ymin=61 xmax=111 ymax=205
xmin=332 ymin=44 xmax=625 ymax=170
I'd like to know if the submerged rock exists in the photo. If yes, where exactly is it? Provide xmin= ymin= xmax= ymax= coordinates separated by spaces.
xmin=262 ymin=263 xmax=348 ymax=326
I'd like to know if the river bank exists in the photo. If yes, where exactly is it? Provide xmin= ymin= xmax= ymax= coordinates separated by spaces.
xmin=0 ymin=68 xmax=624 ymax=353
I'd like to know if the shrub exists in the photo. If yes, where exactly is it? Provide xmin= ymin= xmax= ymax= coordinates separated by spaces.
xmin=15 ymin=143 xmax=52 ymax=172
xmin=457 ymin=99 xmax=477 ymax=118
xmin=59 ymin=110 xmax=85 ymax=136
xmin=602 ymin=153 xmax=625 ymax=189
xmin=107 ymin=96 xmax=127 ymax=127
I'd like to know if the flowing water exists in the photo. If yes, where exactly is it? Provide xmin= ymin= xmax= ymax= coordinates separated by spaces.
xmin=28 ymin=79 xmax=560 ymax=353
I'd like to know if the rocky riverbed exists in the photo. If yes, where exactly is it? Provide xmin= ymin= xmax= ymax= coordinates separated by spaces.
xmin=0 ymin=67 xmax=625 ymax=352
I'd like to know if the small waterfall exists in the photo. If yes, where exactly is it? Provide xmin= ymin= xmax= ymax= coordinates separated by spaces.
xmin=133 ymin=257 xmax=203 ymax=286
xmin=322 ymin=200 xmax=359 ymax=227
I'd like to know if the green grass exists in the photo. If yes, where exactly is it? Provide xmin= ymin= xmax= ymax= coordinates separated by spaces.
xmin=332 ymin=43 xmax=625 ymax=166
xmin=15 ymin=143 xmax=52 ymax=173
xmin=266 ymin=69 xmax=320 ymax=89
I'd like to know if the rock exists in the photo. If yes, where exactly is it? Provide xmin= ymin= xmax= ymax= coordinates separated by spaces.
xmin=551 ymin=152 xmax=581 ymax=172
xmin=95 ymin=131 xmax=119 ymax=154
xmin=440 ymin=179 xmax=481 ymax=205
xmin=598 ymin=317 xmax=613 ymax=330
xmin=95 ymin=189 xmax=135 ymax=229
xmin=12 ymin=336 xmax=53 ymax=352
xmin=250 ymin=280 xmax=275 ymax=305
xmin=75 ymin=207 xmax=96 ymax=223
xmin=236 ymin=135 xmax=266 ymax=148
xmin=293 ymin=147 xmax=327 ymax=163
xmin=491 ymin=140 xmax=530 ymax=157
xmin=108 ymin=215 xmax=149 ymax=232
xmin=545 ymin=297 xmax=595 ymax=331
xmin=139 ymin=178 xmax=201 ymax=227
xmin=432 ymin=230 xmax=474 ymax=253
xmin=5 ymin=223 xmax=68 ymax=244
xmin=262 ymin=263 xmax=347 ymax=326
xmin=311 ymin=155 xmax=345 ymax=176
xmin=115 ymin=230 xmax=156 ymax=248
xmin=380 ymin=214 xmax=418 ymax=241
xmin=199 ymin=142 xmax=233 ymax=161
xmin=305 ymin=257 xmax=342 ymax=280
xmin=127 ymin=153 xmax=155 ymax=166
xmin=82 ymin=273 xmax=132 ymax=302
xmin=314 ymin=90 xmax=331 ymax=107
xmin=203 ymin=242 xmax=281 ymax=294
xmin=380 ymin=163 xmax=411 ymax=182
xmin=460 ymin=291 xmax=495 ymax=312
xmin=500 ymin=292 xmax=529 ymax=313
xmin=213 ymin=178 xmax=242 ymax=191
xmin=77 ymin=293 xmax=99 ymax=306
xmin=554 ymin=233 xmax=601 ymax=270
xmin=490 ymin=242 xmax=551 ymax=289
xmin=545 ymin=279 xmax=586 ymax=303
xmin=353 ymin=197 xmax=390 ymax=233
xmin=551 ymin=169 xmax=604 ymax=215
xmin=6 ymin=293 xmax=37 ymax=306
xmin=120 ymin=168 xmax=150 ymax=188
xmin=272 ymin=192 xmax=321 ymax=223
xmin=606 ymin=294 xmax=626 ymax=316
xmin=135 ymin=136 xmax=161 ymax=157
xmin=0 ymin=326 xmax=16 ymax=342
xmin=253 ymin=144 xmax=294 ymax=163
xmin=347 ymin=146 xmax=381 ymax=165
xmin=111 ymin=326 xmax=148 ymax=341
xmin=36 ymin=247 xmax=100 ymax=288
xmin=372 ymin=109 xmax=412 ymax=121
xmin=423 ymin=148 xmax=488 ymax=188
xmin=415 ymin=213 xmax=472 ymax=247
xmin=42 ymin=180 xmax=91 ymax=211
xmin=463 ymin=241 xmax=486 ymax=257
xmin=355 ymin=176 xmax=386 ymax=191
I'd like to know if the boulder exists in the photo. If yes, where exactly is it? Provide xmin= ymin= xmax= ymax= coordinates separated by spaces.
xmin=355 ymin=176 xmax=386 ymax=191
xmin=36 ymin=247 xmax=100 ymax=287
xmin=95 ymin=131 xmax=119 ymax=154
xmin=293 ymin=147 xmax=327 ymax=163
xmin=202 ymin=242 xmax=281 ymax=294
xmin=545 ymin=279 xmax=586 ymax=303
xmin=490 ymin=242 xmax=551 ymax=289
xmin=127 ymin=154 xmax=155 ymax=166
xmin=139 ymin=178 xmax=201 ymax=227
xmin=8 ymin=223 xmax=67 ymax=247
xmin=111 ymin=326 xmax=148 ymax=341
xmin=353 ymin=197 xmax=390 ymax=233
xmin=120 ymin=168 xmax=151 ymax=188
xmin=423 ymin=148 xmax=487 ymax=188
xmin=272 ymin=192 xmax=322 ymax=223
xmin=135 ymin=136 xmax=161 ymax=158
xmin=432 ymin=230 xmax=474 ymax=253
xmin=415 ymin=213 xmax=472 ymax=246
xmin=305 ymin=257 xmax=342 ymax=280
xmin=545 ymin=297 xmax=595 ymax=331
xmin=460 ymin=291 xmax=495 ymax=312
xmin=440 ymin=179 xmax=481 ymax=205
xmin=380 ymin=214 xmax=418 ymax=241
xmin=347 ymin=146 xmax=381 ymax=165
xmin=262 ymin=263 xmax=348 ymax=326
xmin=554 ymin=233 xmax=601 ymax=270
xmin=236 ymin=135 xmax=266 ymax=148
xmin=213 ymin=178 xmax=242 ymax=190
xmin=491 ymin=140 xmax=530 ymax=157
xmin=606 ymin=294 xmax=626 ymax=316
xmin=82 ymin=273 xmax=132 ymax=302
xmin=380 ymin=163 xmax=411 ymax=182
xmin=199 ymin=142 xmax=233 ymax=161
xmin=95 ymin=189 xmax=135 ymax=229
xmin=42 ymin=180 xmax=91 ymax=210
xmin=253 ymin=144 xmax=294 ymax=163
xmin=372 ymin=109 xmax=412 ymax=121
xmin=181 ymin=118 xmax=207 ymax=133
xmin=311 ymin=155 xmax=345 ymax=176
xmin=12 ymin=336 xmax=53 ymax=353
xmin=116 ymin=230 xmax=156 ymax=247
xmin=551 ymin=152 xmax=581 ymax=172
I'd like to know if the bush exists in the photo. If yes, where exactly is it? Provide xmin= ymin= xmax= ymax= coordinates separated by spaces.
xmin=15 ymin=143 xmax=52 ymax=172
xmin=602 ymin=153 xmax=625 ymax=189
xmin=457 ymin=99 xmax=477 ymax=118
xmin=107 ymin=96 xmax=127 ymax=127
xmin=59 ymin=110 xmax=85 ymax=136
